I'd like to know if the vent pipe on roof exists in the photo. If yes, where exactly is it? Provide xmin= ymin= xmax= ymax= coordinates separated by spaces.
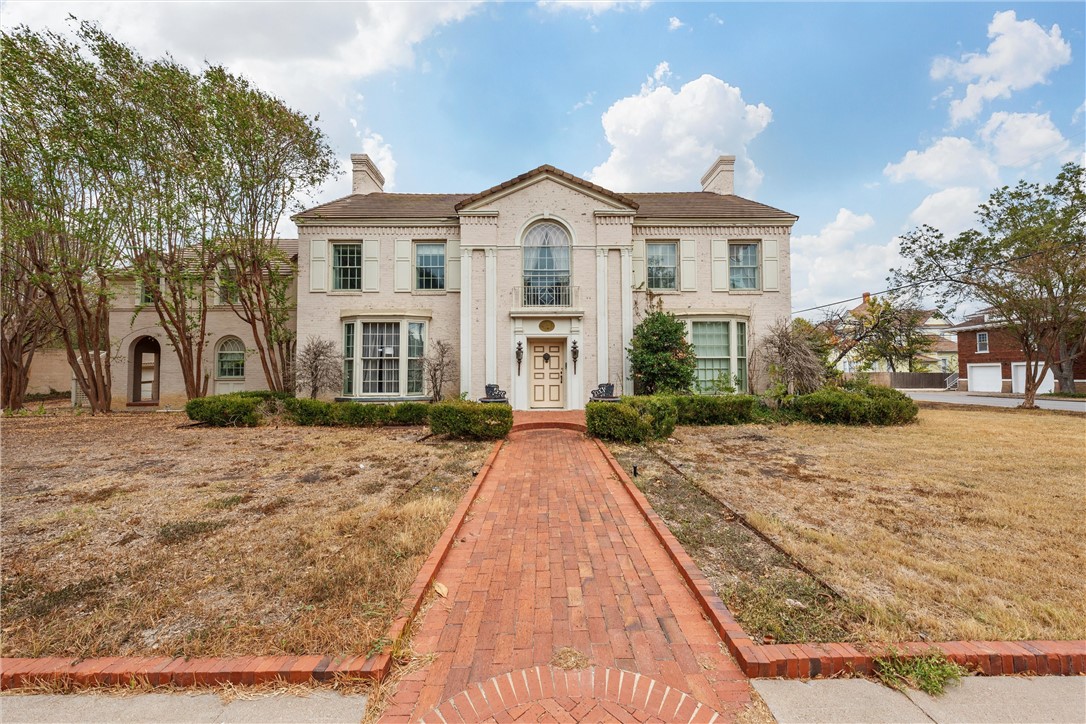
xmin=351 ymin=154 xmax=385 ymax=195
xmin=700 ymin=155 xmax=735 ymax=195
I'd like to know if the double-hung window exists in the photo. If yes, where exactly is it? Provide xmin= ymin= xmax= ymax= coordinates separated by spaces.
xmin=342 ymin=319 xmax=427 ymax=397
xmin=647 ymin=242 xmax=678 ymax=291
xmin=690 ymin=320 xmax=748 ymax=392
xmin=216 ymin=338 xmax=245 ymax=379
xmin=729 ymin=243 xmax=759 ymax=290
xmin=977 ymin=331 xmax=989 ymax=353
xmin=140 ymin=276 xmax=161 ymax=305
xmin=415 ymin=242 xmax=446 ymax=291
xmin=332 ymin=243 xmax=363 ymax=291
xmin=218 ymin=267 xmax=239 ymax=305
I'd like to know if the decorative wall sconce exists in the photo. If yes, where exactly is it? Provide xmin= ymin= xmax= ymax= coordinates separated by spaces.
xmin=571 ymin=340 xmax=579 ymax=374
xmin=515 ymin=341 xmax=524 ymax=375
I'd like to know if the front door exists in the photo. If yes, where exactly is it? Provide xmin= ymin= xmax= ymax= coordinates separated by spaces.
xmin=530 ymin=341 xmax=565 ymax=408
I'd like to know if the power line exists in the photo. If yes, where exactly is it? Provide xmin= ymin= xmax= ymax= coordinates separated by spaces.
xmin=790 ymin=238 xmax=1084 ymax=316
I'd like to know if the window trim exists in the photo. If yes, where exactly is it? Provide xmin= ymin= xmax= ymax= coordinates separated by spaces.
xmin=331 ymin=242 xmax=364 ymax=292
xmin=341 ymin=317 xmax=430 ymax=399
xmin=977 ymin=331 xmax=989 ymax=354
xmin=215 ymin=337 xmax=246 ymax=380
xmin=413 ymin=240 xmax=447 ymax=292
xmin=686 ymin=317 xmax=749 ymax=393
xmin=646 ymin=240 xmax=679 ymax=292
xmin=728 ymin=241 xmax=761 ymax=292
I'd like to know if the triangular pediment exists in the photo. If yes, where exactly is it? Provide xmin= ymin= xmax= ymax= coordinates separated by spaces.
xmin=455 ymin=165 xmax=639 ymax=213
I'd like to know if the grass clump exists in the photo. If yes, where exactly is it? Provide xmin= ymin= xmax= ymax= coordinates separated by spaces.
xmin=550 ymin=646 xmax=590 ymax=670
xmin=874 ymin=649 xmax=968 ymax=695
xmin=428 ymin=400 xmax=512 ymax=440
xmin=156 ymin=519 xmax=227 ymax=544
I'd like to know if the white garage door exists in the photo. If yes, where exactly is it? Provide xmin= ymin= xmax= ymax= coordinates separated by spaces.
xmin=967 ymin=363 xmax=1003 ymax=392
xmin=1011 ymin=363 xmax=1055 ymax=394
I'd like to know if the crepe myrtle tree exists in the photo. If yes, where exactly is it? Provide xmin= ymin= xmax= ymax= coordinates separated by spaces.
xmin=893 ymin=163 xmax=1086 ymax=407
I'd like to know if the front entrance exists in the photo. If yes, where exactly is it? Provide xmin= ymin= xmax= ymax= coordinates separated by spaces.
xmin=530 ymin=340 xmax=565 ymax=408
xmin=130 ymin=336 xmax=161 ymax=404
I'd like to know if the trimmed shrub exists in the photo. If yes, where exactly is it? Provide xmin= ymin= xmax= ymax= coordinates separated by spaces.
xmin=283 ymin=397 xmax=334 ymax=426
xmin=585 ymin=402 xmax=651 ymax=443
xmin=333 ymin=402 xmax=392 ymax=426
xmin=862 ymin=385 xmax=919 ymax=425
xmin=390 ymin=401 xmax=430 ymax=425
xmin=623 ymin=395 xmax=678 ymax=439
xmin=791 ymin=385 xmax=918 ymax=426
xmin=672 ymin=394 xmax=757 ymax=426
xmin=185 ymin=394 xmax=261 ymax=427
xmin=429 ymin=400 xmax=512 ymax=440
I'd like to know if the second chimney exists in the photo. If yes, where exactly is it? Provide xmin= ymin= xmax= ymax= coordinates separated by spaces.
xmin=700 ymin=155 xmax=735 ymax=195
xmin=351 ymin=154 xmax=385 ymax=195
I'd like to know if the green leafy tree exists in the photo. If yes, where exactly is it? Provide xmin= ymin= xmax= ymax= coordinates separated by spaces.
xmin=628 ymin=309 xmax=696 ymax=395
xmin=893 ymin=163 xmax=1086 ymax=407
xmin=850 ymin=296 xmax=935 ymax=373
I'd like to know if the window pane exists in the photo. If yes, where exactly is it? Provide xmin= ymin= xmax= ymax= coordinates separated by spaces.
xmin=360 ymin=322 xmax=400 ymax=394
xmin=523 ymin=222 xmax=571 ymax=306
xmin=342 ymin=322 xmax=355 ymax=395
xmin=218 ymin=268 xmax=239 ymax=304
xmin=736 ymin=322 xmax=747 ymax=392
xmin=407 ymin=322 xmax=425 ymax=395
xmin=217 ymin=339 xmax=245 ymax=379
xmin=729 ymin=243 xmax=759 ymax=290
xmin=692 ymin=321 xmax=731 ymax=392
xmin=415 ymin=243 xmax=445 ymax=290
xmin=647 ymin=242 xmax=677 ymax=290
xmin=332 ymin=244 xmax=363 ymax=290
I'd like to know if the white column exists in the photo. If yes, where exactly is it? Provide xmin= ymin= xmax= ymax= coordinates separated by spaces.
xmin=459 ymin=248 xmax=473 ymax=396
xmin=620 ymin=247 xmax=634 ymax=395
xmin=596 ymin=247 xmax=609 ymax=385
xmin=485 ymin=247 xmax=497 ymax=384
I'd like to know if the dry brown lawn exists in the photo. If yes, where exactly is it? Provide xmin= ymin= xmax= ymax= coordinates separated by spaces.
xmin=0 ymin=412 xmax=489 ymax=659
xmin=652 ymin=407 xmax=1086 ymax=643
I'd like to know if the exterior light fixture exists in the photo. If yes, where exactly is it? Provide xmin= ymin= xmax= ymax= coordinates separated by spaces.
xmin=515 ymin=341 xmax=524 ymax=375
xmin=571 ymin=340 xmax=579 ymax=373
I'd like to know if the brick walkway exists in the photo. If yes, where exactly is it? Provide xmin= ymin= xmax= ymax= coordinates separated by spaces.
xmin=381 ymin=429 xmax=749 ymax=723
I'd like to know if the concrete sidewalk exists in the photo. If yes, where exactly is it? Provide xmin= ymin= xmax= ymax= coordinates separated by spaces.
xmin=753 ymin=676 xmax=1086 ymax=723
xmin=0 ymin=690 xmax=366 ymax=723
xmin=904 ymin=390 xmax=1086 ymax=412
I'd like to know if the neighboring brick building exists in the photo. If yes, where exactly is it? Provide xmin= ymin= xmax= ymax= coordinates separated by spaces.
xmin=292 ymin=155 xmax=798 ymax=410
xmin=950 ymin=310 xmax=1086 ymax=393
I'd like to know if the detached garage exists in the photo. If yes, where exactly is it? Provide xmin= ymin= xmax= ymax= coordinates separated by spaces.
xmin=967 ymin=363 xmax=1003 ymax=393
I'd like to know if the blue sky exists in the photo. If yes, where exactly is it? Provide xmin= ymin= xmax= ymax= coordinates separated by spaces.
xmin=4 ymin=1 xmax=1084 ymax=315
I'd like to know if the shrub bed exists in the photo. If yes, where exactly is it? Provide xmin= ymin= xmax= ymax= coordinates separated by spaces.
xmin=586 ymin=396 xmax=678 ymax=442
xmin=283 ymin=398 xmax=433 ymax=427
xmin=791 ymin=386 xmax=918 ymax=425
xmin=672 ymin=394 xmax=757 ymax=425
xmin=428 ymin=401 xmax=512 ymax=440
xmin=185 ymin=394 xmax=262 ymax=427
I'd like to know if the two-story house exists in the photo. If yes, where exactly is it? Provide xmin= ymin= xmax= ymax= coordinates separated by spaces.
xmin=293 ymin=155 xmax=797 ymax=410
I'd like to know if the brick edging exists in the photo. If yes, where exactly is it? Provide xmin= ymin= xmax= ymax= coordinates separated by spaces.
xmin=0 ymin=438 xmax=507 ymax=691
xmin=510 ymin=421 xmax=588 ymax=433
xmin=593 ymin=439 xmax=1086 ymax=679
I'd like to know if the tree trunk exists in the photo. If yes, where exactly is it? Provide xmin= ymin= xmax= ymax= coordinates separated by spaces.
xmin=1052 ymin=336 xmax=1078 ymax=394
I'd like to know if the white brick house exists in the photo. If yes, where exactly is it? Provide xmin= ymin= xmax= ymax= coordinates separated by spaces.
xmin=293 ymin=155 xmax=797 ymax=410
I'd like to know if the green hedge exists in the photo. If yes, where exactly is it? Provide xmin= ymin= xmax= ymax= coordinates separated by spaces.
xmin=672 ymin=394 xmax=757 ymax=425
xmin=283 ymin=397 xmax=334 ymax=426
xmin=585 ymin=402 xmax=651 ymax=443
xmin=284 ymin=398 xmax=432 ymax=427
xmin=185 ymin=394 xmax=262 ymax=427
xmin=791 ymin=385 xmax=917 ymax=426
xmin=623 ymin=395 xmax=678 ymax=439
xmin=428 ymin=401 xmax=512 ymax=440
xmin=233 ymin=390 xmax=295 ymax=401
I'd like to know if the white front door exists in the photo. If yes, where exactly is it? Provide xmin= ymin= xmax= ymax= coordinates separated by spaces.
xmin=530 ymin=341 xmax=565 ymax=409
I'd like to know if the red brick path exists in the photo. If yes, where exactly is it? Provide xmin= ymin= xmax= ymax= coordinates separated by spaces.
xmin=381 ymin=430 xmax=749 ymax=723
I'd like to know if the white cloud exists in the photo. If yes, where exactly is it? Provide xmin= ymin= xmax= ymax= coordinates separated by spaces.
xmin=1074 ymin=101 xmax=1086 ymax=125
xmin=668 ymin=16 xmax=684 ymax=31
xmin=908 ymin=187 xmax=982 ymax=238
xmin=536 ymin=0 xmax=651 ymax=17
xmin=980 ymin=112 xmax=1073 ymax=167
xmin=931 ymin=10 xmax=1072 ymax=125
xmin=883 ymin=137 xmax=998 ymax=187
xmin=360 ymin=130 xmax=397 ymax=191
xmin=708 ymin=13 xmax=725 ymax=26
xmin=570 ymin=91 xmax=596 ymax=113
xmin=790 ymin=209 xmax=897 ymax=313
xmin=588 ymin=63 xmax=772 ymax=194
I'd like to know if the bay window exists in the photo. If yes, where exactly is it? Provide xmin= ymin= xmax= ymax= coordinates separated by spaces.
xmin=342 ymin=318 xmax=428 ymax=397
xmin=690 ymin=319 xmax=748 ymax=393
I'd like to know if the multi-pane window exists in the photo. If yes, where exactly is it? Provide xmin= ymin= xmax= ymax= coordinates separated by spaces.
xmin=415 ymin=243 xmax=446 ymax=290
xmin=691 ymin=320 xmax=748 ymax=393
xmin=647 ymin=242 xmax=678 ymax=290
xmin=523 ymin=222 xmax=571 ymax=306
xmin=140 ymin=276 xmax=161 ymax=305
xmin=407 ymin=322 xmax=425 ymax=394
xmin=360 ymin=322 xmax=400 ymax=394
xmin=216 ymin=338 xmax=245 ymax=379
xmin=343 ymin=323 xmax=355 ymax=396
xmin=977 ymin=332 xmax=989 ymax=353
xmin=218 ymin=267 xmax=239 ymax=305
xmin=729 ymin=243 xmax=759 ymax=290
xmin=332 ymin=243 xmax=363 ymax=291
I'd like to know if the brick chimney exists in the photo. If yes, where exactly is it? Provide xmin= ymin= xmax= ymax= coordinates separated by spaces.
xmin=351 ymin=154 xmax=385 ymax=195
xmin=700 ymin=155 xmax=735 ymax=195
xmin=862 ymin=292 xmax=871 ymax=304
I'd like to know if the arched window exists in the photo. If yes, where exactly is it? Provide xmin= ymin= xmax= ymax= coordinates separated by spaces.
xmin=216 ymin=338 xmax=246 ymax=379
xmin=522 ymin=221 xmax=571 ymax=306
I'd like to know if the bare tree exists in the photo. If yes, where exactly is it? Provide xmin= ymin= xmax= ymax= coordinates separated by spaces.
xmin=757 ymin=317 xmax=826 ymax=395
xmin=1 ymin=234 xmax=58 ymax=409
xmin=294 ymin=336 xmax=341 ymax=399
xmin=423 ymin=340 xmax=457 ymax=403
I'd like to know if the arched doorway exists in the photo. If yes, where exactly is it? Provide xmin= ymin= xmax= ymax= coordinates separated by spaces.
xmin=130 ymin=336 xmax=161 ymax=404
